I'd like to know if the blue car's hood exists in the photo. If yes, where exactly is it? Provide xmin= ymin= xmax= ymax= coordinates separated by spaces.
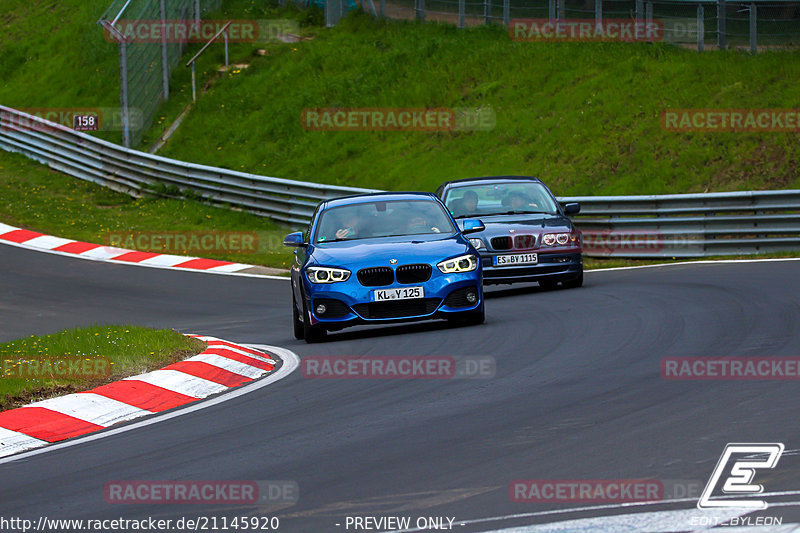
xmin=309 ymin=233 xmax=470 ymax=268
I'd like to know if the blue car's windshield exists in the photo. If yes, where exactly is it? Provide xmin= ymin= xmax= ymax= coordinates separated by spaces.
xmin=444 ymin=181 xmax=559 ymax=218
xmin=315 ymin=199 xmax=456 ymax=243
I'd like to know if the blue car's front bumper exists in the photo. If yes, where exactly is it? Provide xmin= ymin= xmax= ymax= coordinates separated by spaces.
xmin=302 ymin=269 xmax=482 ymax=328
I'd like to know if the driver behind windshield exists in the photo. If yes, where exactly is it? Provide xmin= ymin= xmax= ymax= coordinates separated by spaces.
xmin=450 ymin=190 xmax=478 ymax=217
xmin=335 ymin=211 xmax=361 ymax=240
xmin=460 ymin=190 xmax=478 ymax=215
xmin=507 ymin=191 xmax=536 ymax=211
xmin=406 ymin=205 xmax=446 ymax=235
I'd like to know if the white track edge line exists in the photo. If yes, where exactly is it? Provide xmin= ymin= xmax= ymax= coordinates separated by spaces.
xmin=0 ymin=344 xmax=299 ymax=465
xmin=585 ymin=257 xmax=800 ymax=273
xmin=390 ymin=490 xmax=800 ymax=532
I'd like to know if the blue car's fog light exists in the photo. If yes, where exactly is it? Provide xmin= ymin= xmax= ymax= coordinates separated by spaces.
xmin=316 ymin=303 xmax=327 ymax=315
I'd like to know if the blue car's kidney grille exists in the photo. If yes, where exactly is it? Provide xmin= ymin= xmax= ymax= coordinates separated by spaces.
xmin=491 ymin=236 xmax=513 ymax=250
xmin=396 ymin=264 xmax=432 ymax=284
xmin=352 ymin=298 xmax=440 ymax=319
xmin=357 ymin=267 xmax=394 ymax=286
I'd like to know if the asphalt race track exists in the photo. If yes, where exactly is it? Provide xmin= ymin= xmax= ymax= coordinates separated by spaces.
xmin=2 ymin=244 xmax=800 ymax=532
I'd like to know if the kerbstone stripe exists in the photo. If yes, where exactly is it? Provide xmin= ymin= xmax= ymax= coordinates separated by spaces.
xmin=0 ymin=428 xmax=48 ymax=458
xmin=125 ymin=369 xmax=228 ymax=398
xmin=22 ymin=235 xmax=74 ymax=250
xmin=187 ymin=353 xmax=270 ymax=379
xmin=0 ymin=337 xmax=278 ymax=459
xmin=26 ymin=393 xmax=151 ymax=427
xmin=0 ymin=223 xmax=255 ymax=272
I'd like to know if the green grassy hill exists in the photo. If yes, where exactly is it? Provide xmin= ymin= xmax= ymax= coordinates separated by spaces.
xmin=2 ymin=1 xmax=798 ymax=196
xmin=154 ymin=13 xmax=800 ymax=195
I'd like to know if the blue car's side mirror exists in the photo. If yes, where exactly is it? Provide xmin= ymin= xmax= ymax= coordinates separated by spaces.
xmin=461 ymin=219 xmax=485 ymax=235
xmin=563 ymin=202 xmax=581 ymax=216
xmin=283 ymin=231 xmax=307 ymax=247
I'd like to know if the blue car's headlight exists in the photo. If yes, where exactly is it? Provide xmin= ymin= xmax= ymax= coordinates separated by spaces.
xmin=307 ymin=266 xmax=351 ymax=283
xmin=437 ymin=254 xmax=479 ymax=274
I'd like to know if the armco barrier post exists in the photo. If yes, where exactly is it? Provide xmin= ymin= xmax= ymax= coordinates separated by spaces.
xmin=595 ymin=0 xmax=602 ymax=27
xmin=119 ymin=40 xmax=131 ymax=148
xmin=549 ymin=0 xmax=556 ymax=23
xmin=159 ymin=0 xmax=169 ymax=100
xmin=503 ymin=0 xmax=510 ymax=25
xmin=749 ymin=3 xmax=757 ymax=53
xmin=697 ymin=4 xmax=704 ymax=51
xmin=718 ymin=0 xmax=726 ymax=49
xmin=485 ymin=0 xmax=491 ymax=24
xmin=636 ymin=0 xmax=643 ymax=22
xmin=459 ymin=0 xmax=466 ymax=27
xmin=558 ymin=0 xmax=565 ymax=19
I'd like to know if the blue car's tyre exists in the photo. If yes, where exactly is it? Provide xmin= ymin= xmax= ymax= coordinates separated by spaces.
xmin=300 ymin=288 xmax=327 ymax=344
xmin=292 ymin=292 xmax=305 ymax=340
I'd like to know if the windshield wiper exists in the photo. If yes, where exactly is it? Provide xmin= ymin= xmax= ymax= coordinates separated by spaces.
xmin=481 ymin=210 xmax=547 ymax=216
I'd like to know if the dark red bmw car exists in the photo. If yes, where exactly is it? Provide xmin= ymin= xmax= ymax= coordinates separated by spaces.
xmin=436 ymin=176 xmax=583 ymax=288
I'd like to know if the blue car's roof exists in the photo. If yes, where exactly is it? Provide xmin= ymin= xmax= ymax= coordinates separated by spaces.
xmin=322 ymin=192 xmax=439 ymax=210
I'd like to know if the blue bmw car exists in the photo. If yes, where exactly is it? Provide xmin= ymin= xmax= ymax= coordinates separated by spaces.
xmin=436 ymin=176 xmax=583 ymax=288
xmin=284 ymin=192 xmax=486 ymax=343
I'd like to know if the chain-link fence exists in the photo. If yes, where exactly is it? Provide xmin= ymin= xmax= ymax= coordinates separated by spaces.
xmin=368 ymin=0 xmax=800 ymax=51
xmin=98 ymin=0 xmax=223 ymax=148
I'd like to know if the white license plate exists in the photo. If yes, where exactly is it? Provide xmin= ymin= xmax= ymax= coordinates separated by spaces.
xmin=493 ymin=253 xmax=538 ymax=266
xmin=371 ymin=286 xmax=425 ymax=302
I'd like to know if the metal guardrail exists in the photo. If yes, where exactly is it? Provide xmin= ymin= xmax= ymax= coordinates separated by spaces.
xmin=566 ymin=191 xmax=800 ymax=257
xmin=1 ymin=105 xmax=799 ymax=257
xmin=0 ymin=105 xmax=377 ymax=226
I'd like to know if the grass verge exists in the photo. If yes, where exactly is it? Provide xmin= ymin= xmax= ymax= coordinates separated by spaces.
xmin=0 ymin=151 xmax=294 ymax=270
xmin=0 ymin=325 xmax=206 ymax=411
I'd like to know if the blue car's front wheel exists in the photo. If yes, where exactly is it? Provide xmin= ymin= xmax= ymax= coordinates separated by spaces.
xmin=292 ymin=291 xmax=305 ymax=340
xmin=300 ymin=286 xmax=327 ymax=344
